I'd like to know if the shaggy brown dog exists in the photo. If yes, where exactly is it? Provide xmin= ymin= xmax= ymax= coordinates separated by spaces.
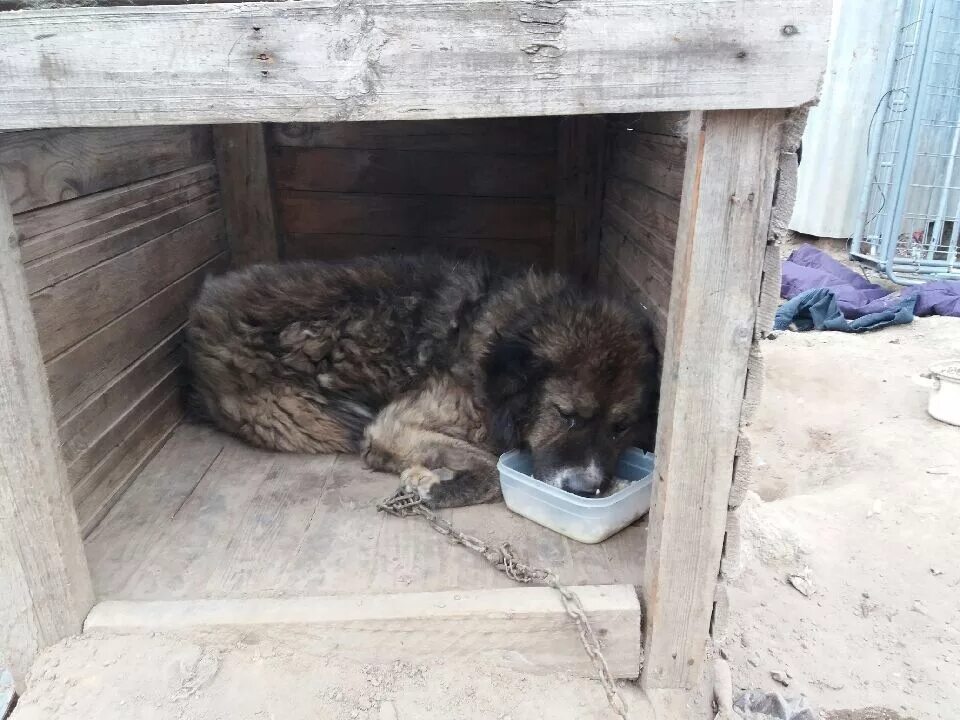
xmin=186 ymin=255 xmax=659 ymax=508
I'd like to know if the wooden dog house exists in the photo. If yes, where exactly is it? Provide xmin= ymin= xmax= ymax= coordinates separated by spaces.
xmin=0 ymin=1 xmax=830 ymax=715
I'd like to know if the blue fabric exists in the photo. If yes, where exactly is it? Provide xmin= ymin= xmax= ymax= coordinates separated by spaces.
xmin=774 ymin=287 xmax=917 ymax=333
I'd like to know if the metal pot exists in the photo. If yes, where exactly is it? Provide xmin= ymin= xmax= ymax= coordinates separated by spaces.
xmin=920 ymin=360 xmax=960 ymax=427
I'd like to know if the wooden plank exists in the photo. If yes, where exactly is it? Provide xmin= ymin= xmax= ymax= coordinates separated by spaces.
xmin=46 ymin=254 xmax=227 ymax=421
xmin=15 ymin=164 xmax=216 ymax=260
xmin=598 ymin=249 xmax=668 ymax=353
xmin=728 ymin=433 xmax=754 ymax=510
xmin=25 ymin=191 xmax=220 ymax=293
xmin=272 ymin=146 xmax=554 ymax=198
xmin=602 ymin=184 xmax=679 ymax=272
xmin=284 ymin=233 xmax=551 ymax=267
xmin=600 ymin=224 xmax=673 ymax=316
xmin=59 ymin=330 xmax=182 ymax=464
xmin=84 ymin=424 xmax=228 ymax=599
xmin=278 ymin=192 xmax=553 ymax=240
xmin=553 ymin=116 xmax=606 ymax=282
xmin=711 ymin=582 xmax=730 ymax=643
xmin=212 ymin=124 xmax=281 ymax=269
xmin=75 ymin=389 xmax=183 ymax=537
xmin=31 ymin=210 xmax=225 ymax=360
xmin=625 ymin=113 xmax=690 ymax=139
xmin=755 ymin=241 xmax=782 ymax=340
xmin=67 ymin=367 xmax=183 ymax=489
xmin=0 ymin=173 xmax=93 ymax=688
xmin=272 ymin=119 xmax=558 ymax=155
xmin=207 ymin=453 xmax=339 ymax=596
xmin=86 ymin=424 xmax=646 ymax=602
xmin=0 ymin=127 xmax=213 ymax=214
xmin=0 ymin=1 xmax=831 ymax=129
xmin=84 ymin=585 xmax=643 ymax=679
xmin=642 ymin=109 xmax=785 ymax=690
xmin=608 ymin=132 xmax=687 ymax=201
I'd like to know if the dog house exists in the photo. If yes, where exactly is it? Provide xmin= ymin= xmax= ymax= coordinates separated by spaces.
xmin=0 ymin=2 xmax=829 ymax=716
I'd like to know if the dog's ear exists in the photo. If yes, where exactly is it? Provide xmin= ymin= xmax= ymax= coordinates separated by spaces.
xmin=482 ymin=337 xmax=544 ymax=449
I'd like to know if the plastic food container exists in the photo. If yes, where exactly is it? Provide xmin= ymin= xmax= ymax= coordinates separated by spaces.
xmin=497 ymin=448 xmax=655 ymax=544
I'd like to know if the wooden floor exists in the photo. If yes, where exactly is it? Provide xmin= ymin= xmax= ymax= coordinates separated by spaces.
xmin=85 ymin=422 xmax=647 ymax=601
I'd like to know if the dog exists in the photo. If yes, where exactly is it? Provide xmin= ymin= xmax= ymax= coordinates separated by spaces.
xmin=186 ymin=254 xmax=660 ymax=508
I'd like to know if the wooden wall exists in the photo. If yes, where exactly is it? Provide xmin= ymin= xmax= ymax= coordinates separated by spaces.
xmin=597 ymin=113 xmax=688 ymax=351
xmin=0 ymin=126 xmax=229 ymax=536
xmin=269 ymin=119 xmax=559 ymax=268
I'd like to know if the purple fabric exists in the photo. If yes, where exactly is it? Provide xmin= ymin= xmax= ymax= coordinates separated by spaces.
xmin=781 ymin=245 xmax=960 ymax=319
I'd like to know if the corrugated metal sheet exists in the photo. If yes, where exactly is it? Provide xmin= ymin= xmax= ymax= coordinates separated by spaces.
xmin=790 ymin=0 xmax=901 ymax=238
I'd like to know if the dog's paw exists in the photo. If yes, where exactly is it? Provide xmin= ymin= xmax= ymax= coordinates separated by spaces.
xmin=400 ymin=465 xmax=455 ymax=503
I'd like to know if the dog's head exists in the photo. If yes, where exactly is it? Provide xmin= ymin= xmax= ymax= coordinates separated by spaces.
xmin=482 ymin=283 xmax=659 ymax=498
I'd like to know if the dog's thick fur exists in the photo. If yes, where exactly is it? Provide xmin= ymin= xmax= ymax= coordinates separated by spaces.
xmin=186 ymin=255 xmax=659 ymax=507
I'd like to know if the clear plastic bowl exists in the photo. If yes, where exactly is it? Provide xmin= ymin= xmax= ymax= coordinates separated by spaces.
xmin=497 ymin=448 xmax=655 ymax=544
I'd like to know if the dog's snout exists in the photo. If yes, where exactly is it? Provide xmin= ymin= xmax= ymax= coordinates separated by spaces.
xmin=555 ymin=462 xmax=607 ymax=498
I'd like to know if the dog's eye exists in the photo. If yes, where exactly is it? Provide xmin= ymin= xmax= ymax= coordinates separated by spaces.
xmin=611 ymin=422 xmax=630 ymax=439
xmin=556 ymin=406 xmax=578 ymax=429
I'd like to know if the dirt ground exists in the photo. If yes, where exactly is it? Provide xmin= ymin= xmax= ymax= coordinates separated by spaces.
xmin=8 ymin=315 xmax=959 ymax=720
xmin=723 ymin=315 xmax=960 ymax=720
xmin=8 ymin=631 xmax=677 ymax=720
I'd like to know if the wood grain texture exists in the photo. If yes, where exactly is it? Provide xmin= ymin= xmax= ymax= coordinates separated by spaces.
xmin=607 ymin=132 xmax=686 ymax=201
xmin=272 ymin=119 xmax=558 ymax=155
xmin=597 ymin=120 xmax=687 ymax=349
xmin=31 ymin=210 xmax=225 ymax=360
xmin=278 ymin=191 xmax=553 ymax=241
xmin=0 ymin=174 xmax=93 ymax=689
xmin=0 ymin=127 xmax=213 ymax=213
xmin=553 ymin=116 xmax=606 ymax=282
xmin=45 ymin=254 xmax=227 ymax=421
xmin=14 ymin=164 xmax=217 ymax=257
xmin=598 ymin=249 xmax=668 ymax=352
xmin=271 ymin=117 xmax=558 ymax=266
xmin=728 ymin=433 xmax=754 ymax=510
xmin=599 ymin=224 xmax=673 ymax=333
xmin=67 ymin=367 xmax=183 ymax=491
xmin=272 ymin=146 xmax=554 ymax=198
xmin=75 ymin=389 xmax=183 ymax=536
xmin=284 ymin=233 xmax=550 ymax=267
xmin=24 ymin=191 xmax=220 ymax=293
xmin=642 ymin=109 xmax=785 ymax=690
xmin=59 ymin=330 xmax=183 ymax=469
xmin=0 ymin=0 xmax=831 ymax=129
xmin=212 ymin=124 xmax=281 ymax=269
xmin=84 ymin=584 xmax=642 ymax=679
xmin=85 ymin=424 xmax=648 ymax=601
xmin=755 ymin=241 xmax=782 ymax=340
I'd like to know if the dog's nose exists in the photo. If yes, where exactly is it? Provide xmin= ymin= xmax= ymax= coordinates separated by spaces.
xmin=560 ymin=467 xmax=607 ymax=498
xmin=563 ymin=483 xmax=602 ymax=498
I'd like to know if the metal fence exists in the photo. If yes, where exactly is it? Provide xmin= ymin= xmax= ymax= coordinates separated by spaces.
xmin=853 ymin=0 xmax=960 ymax=284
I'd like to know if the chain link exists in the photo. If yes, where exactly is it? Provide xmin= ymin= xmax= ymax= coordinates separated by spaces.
xmin=377 ymin=488 xmax=629 ymax=719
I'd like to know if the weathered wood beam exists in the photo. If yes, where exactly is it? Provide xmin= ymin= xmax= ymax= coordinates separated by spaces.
xmin=553 ymin=115 xmax=606 ymax=281
xmin=212 ymin=124 xmax=282 ymax=268
xmin=641 ymin=109 xmax=785 ymax=690
xmin=85 ymin=585 xmax=643 ymax=679
xmin=0 ymin=0 xmax=830 ymax=129
xmin=0 ymin=173 xmax=94 ymax=689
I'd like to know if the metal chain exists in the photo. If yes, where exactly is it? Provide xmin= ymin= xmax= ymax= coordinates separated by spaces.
xmin=377 ymin=488 xmax=629 ymax=719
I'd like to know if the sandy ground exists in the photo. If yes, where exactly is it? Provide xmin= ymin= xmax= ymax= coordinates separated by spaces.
xmin=7 ymin=313 xmax=958 ymax=720
xmin=8 ymin=631 xmax=686 ymax=720
xmin=723 ymin=316 xmax=960 ymax=720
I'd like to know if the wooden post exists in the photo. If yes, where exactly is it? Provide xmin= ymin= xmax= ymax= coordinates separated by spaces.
xmin=641 ymin=109 xmax=784 ymax=690
xmin=0 ymin=175 xmax=94 ymax=689
xmin=553 ymin=116 xmax=607 ymax=283
xmin=212 ymin=124 xmax=282 ymax=268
